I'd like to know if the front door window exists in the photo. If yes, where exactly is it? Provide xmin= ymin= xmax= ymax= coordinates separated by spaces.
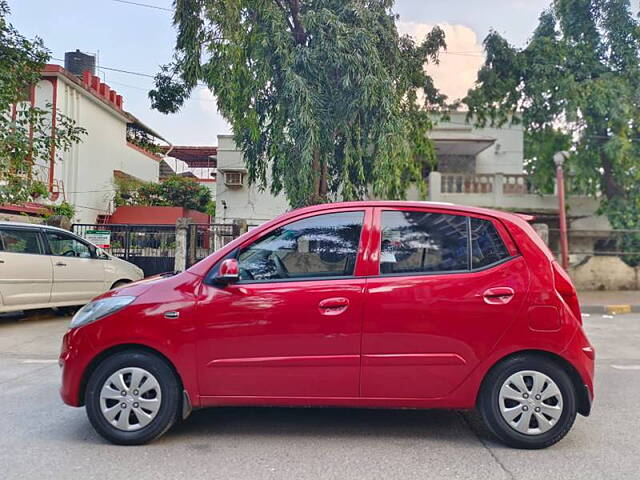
xmin=45 ymin=232 xmax=93 ymax=258
xmin=237 ymin=211 xmax=364 ymax=281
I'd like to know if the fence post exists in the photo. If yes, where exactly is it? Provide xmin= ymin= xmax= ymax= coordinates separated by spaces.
xmin=174 ymin=217 xmax=193 ymax=272
xmin=233 ymin=218 xmax=248 ymax=236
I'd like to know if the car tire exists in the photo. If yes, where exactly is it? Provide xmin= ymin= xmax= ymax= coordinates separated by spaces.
xmin=56 ymin=306 xmax=79 ymax=316
xmin=111 ymin=280 xmax=130 ymax=290
xmin=85 ymin=350 xmax=180 ymax=445
xmin=478 ymin=354 xmax=577 ymax=449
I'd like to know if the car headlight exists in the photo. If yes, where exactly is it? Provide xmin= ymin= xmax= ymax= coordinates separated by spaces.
xmin=70 ymin=296 xmax=136 ymax=329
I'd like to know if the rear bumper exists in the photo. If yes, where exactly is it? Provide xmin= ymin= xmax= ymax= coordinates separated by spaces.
xmin=561 ymin=326 xmax=595 ymax=415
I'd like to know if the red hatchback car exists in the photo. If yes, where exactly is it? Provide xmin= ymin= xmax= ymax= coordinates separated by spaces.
xmin=60 ymin=202 xmax=594 ymax=448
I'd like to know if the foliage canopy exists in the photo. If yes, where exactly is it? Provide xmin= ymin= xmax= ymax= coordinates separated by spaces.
xmin=465 ymin=0 xmax=640 ymax=232
xmin=150 ymin=0 xmax=448 ymax=208
xmin=115 ymin=174 xmax=213 ymax=213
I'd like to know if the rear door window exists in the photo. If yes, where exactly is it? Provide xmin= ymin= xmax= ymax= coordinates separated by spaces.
xmin=0 ymin=228 xmax=43 ymax=254
xmin=470 ymin=218 xmax=511 ymax=269
xmin=380 ymin=211 xmax=469 ymax=274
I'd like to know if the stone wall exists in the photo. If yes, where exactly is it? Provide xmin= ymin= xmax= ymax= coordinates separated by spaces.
xmin=569 ymin=256 xmax=639 ymax=291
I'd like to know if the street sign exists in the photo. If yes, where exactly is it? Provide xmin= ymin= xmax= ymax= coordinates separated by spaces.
xmin=84 ymin=230 xmax=111 ymax=249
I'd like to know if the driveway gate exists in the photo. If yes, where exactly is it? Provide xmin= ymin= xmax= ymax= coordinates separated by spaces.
xmin=73 ymin=222 xmax=242 ymax=276
xmin=73 ymin=224 xmax=177 ymax=277
xmin=187 ymin=223 xmax=240 ymax=267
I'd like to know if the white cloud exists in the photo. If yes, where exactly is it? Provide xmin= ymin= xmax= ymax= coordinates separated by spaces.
xmin=397 ymin=22 xmax=485 ymax=102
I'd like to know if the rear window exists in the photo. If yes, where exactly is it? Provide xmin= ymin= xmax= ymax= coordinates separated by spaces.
xmin=0 ymin=228 xmax=42 ymax=254
xmin=470 ymin=218 xmax=510 ymax=269
xmin=380 ymin=211 xmax=469 ymax=274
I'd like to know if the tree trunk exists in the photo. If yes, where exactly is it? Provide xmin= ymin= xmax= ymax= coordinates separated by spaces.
xmin=601 ymin=151 xmax=624 ymax=200
xmin=310 ymin=149 xmax=328 ymax=205
xmin=319 ymin=157 xmax=328 ymax=198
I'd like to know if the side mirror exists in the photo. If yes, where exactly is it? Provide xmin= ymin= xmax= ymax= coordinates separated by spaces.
xmin=215 ymin=258 xmax=240 ymax=285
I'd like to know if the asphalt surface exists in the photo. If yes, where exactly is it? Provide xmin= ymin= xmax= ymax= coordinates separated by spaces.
xmin=1 ymin=310 xmax=639 ymax=480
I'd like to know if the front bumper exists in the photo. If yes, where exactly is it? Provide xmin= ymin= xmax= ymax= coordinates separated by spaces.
xmin=59 ymin=327 xmax=93 ymax=407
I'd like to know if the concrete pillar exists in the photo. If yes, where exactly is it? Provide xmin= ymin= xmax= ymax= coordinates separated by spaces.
xmin=174 ymin=217 xmax=193 ymax=272
xmin=428 ymin=172 xmax=441 ymax=201
xmin=532 ymin=223 xmax=550 ymax=246
xmin=493 ymin=173 xmax=505 ymax=207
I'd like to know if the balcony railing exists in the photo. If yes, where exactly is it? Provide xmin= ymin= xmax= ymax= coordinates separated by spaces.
xmin=441 ymin=174 xmax=494 ymax=194
xmin=439 ymin=173 xmax=535 ymax=195
xmin=428 ymin=172 xmax=598 ymax=216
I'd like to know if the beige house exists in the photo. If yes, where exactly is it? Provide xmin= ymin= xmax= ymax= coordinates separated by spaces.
xmin=215 ymin=111 xmax=600 ymax=224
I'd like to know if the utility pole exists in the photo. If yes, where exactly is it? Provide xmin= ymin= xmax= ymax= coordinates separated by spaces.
xmin=554 ymin=151 xmax=570 ymax=270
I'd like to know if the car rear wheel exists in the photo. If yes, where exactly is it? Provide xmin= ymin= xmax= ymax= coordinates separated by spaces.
xmin=85 ymin=351 xmax=180 ymax=445
xmin=478 ymin=355 xmax=577 ymax=449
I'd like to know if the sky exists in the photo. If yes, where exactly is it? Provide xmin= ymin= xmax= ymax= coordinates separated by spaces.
xmin=6 ymin=0 xmax=621 ymax=146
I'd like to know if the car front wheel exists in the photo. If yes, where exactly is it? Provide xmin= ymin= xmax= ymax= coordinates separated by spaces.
xmin=85 ymin=350 xmax=180 ymax=445
xmin=478 ymin=355 xmax=577 ymax=449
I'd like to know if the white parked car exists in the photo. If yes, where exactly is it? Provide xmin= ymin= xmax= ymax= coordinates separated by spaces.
xmin=0 ymin=222 xmax=144 ymax=313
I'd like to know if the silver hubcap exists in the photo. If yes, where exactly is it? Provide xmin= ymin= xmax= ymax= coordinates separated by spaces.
xmin=498 ymin=370 xmax=563 ymax=436
xmin=99 ymin=367 xmax=162 ymax=432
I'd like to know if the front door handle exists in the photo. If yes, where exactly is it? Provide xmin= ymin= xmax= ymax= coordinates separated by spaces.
xmin=482 ymin=287 xmax=515 ymax=305
xmin=55 ymin=262 xmax=67 ymax=267
xmin=318 ymin=297 xmax=350 ymax=316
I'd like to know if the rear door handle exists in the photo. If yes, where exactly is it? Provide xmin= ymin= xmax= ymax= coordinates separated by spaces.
xmin=318 ymin=297 xmax=350 ymax=316
xmin=482 ymin=287 xmax=515 ymax=305
xmin=55 ymin=262 xmax=67 ymax=267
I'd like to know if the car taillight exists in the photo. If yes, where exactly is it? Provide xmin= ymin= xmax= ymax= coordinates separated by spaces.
xmin=552 ymin=261 xmax=582 ymax=323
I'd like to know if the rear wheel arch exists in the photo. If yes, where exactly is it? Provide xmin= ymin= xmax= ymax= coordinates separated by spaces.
xmin=478 ymin=349 xmax=591 ymax=417
xmin=78 ymin=344 xmax=183 ymax=406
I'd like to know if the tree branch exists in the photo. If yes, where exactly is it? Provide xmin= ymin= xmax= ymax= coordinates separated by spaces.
xmin=272 ymin=0 xmax=295 ymax=33
xmin=286 ymin=0 xmax=306 ymax=45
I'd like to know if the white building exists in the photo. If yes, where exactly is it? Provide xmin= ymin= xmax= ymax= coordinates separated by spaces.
xmin=215 ymin=112 xmax=544 ymax=225
xmin=215 ymin=135 xmax=288 ymax=226
xmin=27 ymin=64 xmax=165 ymax=224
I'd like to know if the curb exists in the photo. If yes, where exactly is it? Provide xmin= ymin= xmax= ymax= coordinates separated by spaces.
xmin=581 ymin=305 xmax=639 ymax=315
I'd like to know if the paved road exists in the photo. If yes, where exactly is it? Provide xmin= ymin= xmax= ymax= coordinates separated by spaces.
xmin=1 ymin=310 xmax=639 ymax=480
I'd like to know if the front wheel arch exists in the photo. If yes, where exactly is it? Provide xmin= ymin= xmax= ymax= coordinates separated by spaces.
xmin=78 ymin=344 xmax=183 ymax=407
xmin=110 ymin=279 xmax=132 ymax=290
xmin=478 ymin=350 xmax=591 ymax=417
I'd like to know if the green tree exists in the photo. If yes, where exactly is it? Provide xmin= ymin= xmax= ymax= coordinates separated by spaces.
xmin=150 ymin=0 xmax=447 ymax=208
xmin=465 ymin=0 xmax=640 ymax=232
xmin=0 ymin=0 xmax=85 ymax=203
xmin=114 ymin=175 xmax=212 ymax=213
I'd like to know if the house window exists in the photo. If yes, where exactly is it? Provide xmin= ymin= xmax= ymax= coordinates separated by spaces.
xmin=224 ymin=171 xmax=244 ymax=187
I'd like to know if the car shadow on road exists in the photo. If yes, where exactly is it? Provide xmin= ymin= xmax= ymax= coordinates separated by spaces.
xmin=0 ymin=309 xmax=69 ymax=326
xmin=159 ymin=406 xmax=498 ymax=448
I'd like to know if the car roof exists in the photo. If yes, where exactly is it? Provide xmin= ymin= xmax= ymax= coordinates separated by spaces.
xmin=275 ymin=201 xmax=526 ymax=223
xmin=0 ymin=221 xmax=75 ymax=235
